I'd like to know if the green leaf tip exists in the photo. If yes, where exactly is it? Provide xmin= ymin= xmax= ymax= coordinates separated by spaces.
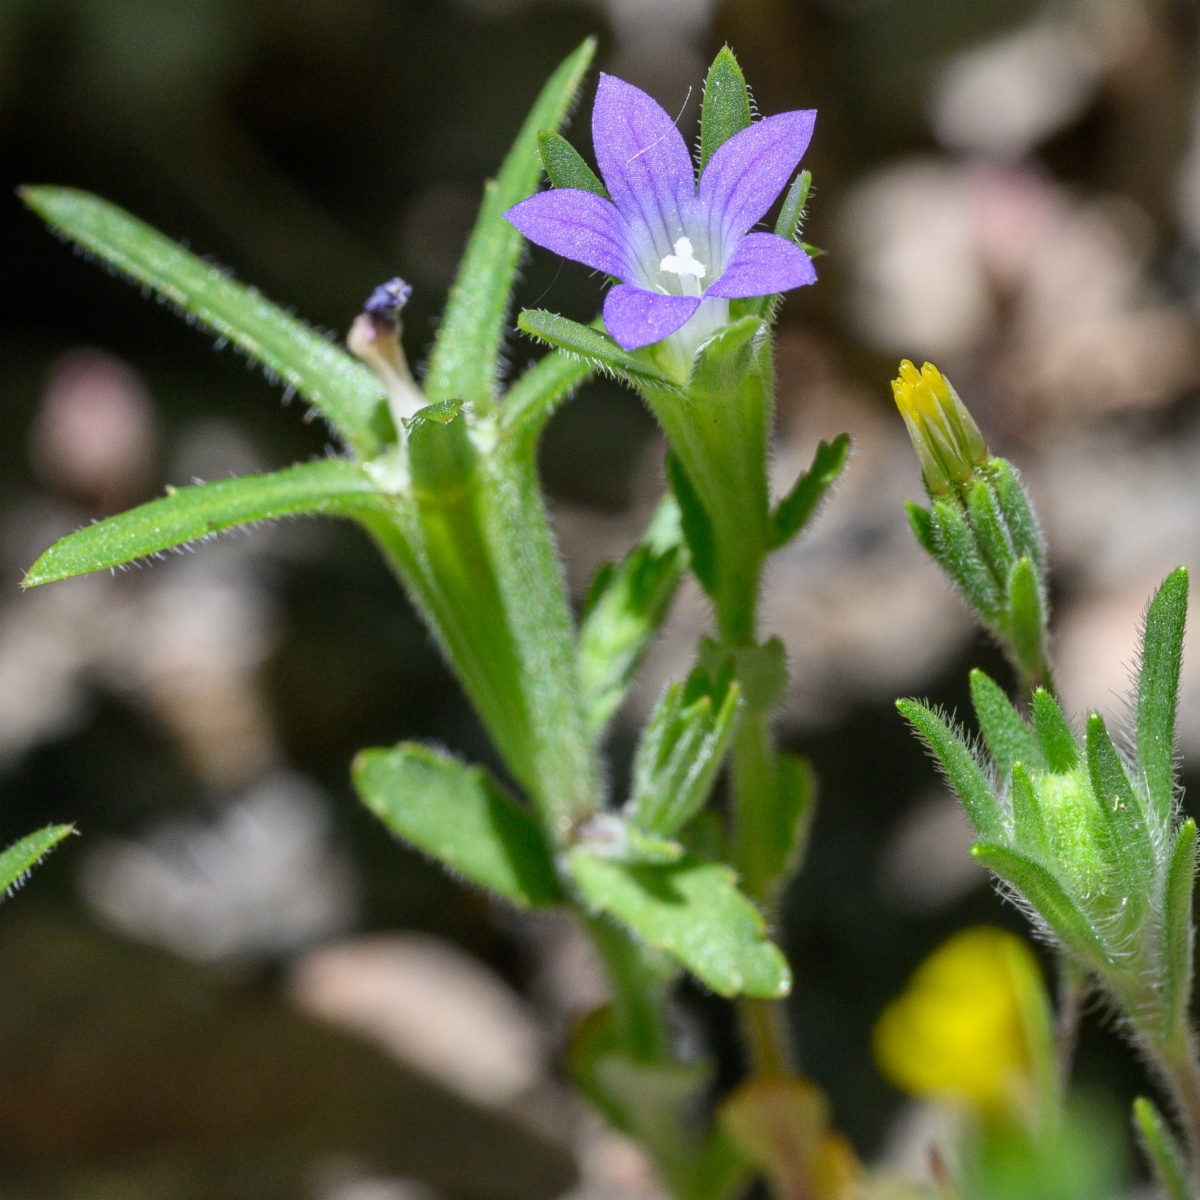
xmin=1133 ymin=1096 xmax=1191 ymax=1200
xmin=767 ymin=434 xmax=850 ymax=550
xmin=538 ymin=130 xmax=609 ymax=199
xmin=20 ymin=186 xmax=390 ymax=459
xmin=1032 ymin=688 xmax=1079 ymax=772
xmin=969 ymin=668 xmax=1045 ymax=779
xmin=700 ymin=47 xmax=752 ymax=170
xmin=23 ymin=459 xmax=378 ymax=587
xmin=0 ymin=824 xmax=75 ymax=895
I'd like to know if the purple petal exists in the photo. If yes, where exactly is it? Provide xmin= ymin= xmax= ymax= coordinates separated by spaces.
xmin=592 ymin=74 xmax=697 ymax=267
xmin=705 ymin=233 xmax=816 ymax=299
xmin=603 ymin=285 xmax=700 ymax=351
xmin=505 ymin=189 xmax=635 ymax=281
xmin=698 ymin=111 xmax=816 ymax=244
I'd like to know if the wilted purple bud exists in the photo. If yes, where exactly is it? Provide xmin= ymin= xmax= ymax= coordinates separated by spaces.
xmin=349 ymin=278 xmax=423 ymax=425
xmin=363 ymin=278 xmax=412 ymax=322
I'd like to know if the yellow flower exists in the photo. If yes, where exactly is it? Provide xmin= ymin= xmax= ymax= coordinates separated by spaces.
xmin=891 ymin=360 xmax=988 ymax=495
xmin=874 ymin=927 xmax=1051 ymax=1117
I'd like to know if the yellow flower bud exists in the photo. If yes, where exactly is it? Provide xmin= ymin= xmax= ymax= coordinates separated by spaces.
xmin=891 ymin=361 xmax=988 ymax=495
xmin=874 ymin=927 xmax=1048 ymax=1117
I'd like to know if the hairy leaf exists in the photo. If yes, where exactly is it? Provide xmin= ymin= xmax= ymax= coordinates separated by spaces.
xmin=774 ymin=170 xmax=812 ymax=243
xmin=905 ymin=501 xmax=939 ymax=558
xmin=538 ymin=130 xmax=609 ymax=198
xmin=518 ymin=310 xmax=676 ymax=386
xmin=353 ymin=743 xmax=561 ymax=908
xmin=970 ymin=669 xmax=1044 ymax=779
xmin=700 ymin=47 xmax=753 ymax=169
xmin=1032 ymin=689 xmax=1079 ymax=772
xmin=1133 ymin=1096 xmax=1190 ymax=1200
xmin=767 ymin=434 xmax=850 ymax=550
xmin=0 ymin=825 xmax=74 ymax=894
xmin=1161 ymin=819 xmax=1197 ymax=1045
xmin=20 ymin=187 xmax=391 ymax=458
xmin=424 ymin=39 xmax=596 ymax=411
xmin=666 ymin=453 xmax=719 ymax=598
xmin=1010 ymin=762 xmax=1048 ymax=861
xmin=1007 ymin=556 xmax=1046 ymax=684
xmin=568 ymin=851 xmax=791 ymax=998
xmin=25 ymin=459 xmax=379 ymax=587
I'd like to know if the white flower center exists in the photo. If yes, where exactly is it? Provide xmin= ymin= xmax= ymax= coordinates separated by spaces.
xmin=659 ymin=237 xmax=707 ymax=297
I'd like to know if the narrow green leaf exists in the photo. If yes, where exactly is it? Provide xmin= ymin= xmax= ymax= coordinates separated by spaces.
xmin=425 ymin=38 xmax=596 ymax=411
xmin=20 ymin=187 xmax=391 ymax=458
xmin=1137 ymin=567 xmax=1189 ymax=828
xmin=931 ymin=498 xmax=1004 ymax=620
xmin=897 ymin=699 xmax=1006 ymax=840
xmin=518 ymin=309 xmax=676 ymax=386
xmin=970 ymin=668 xmax=1045 ymax=779
xmin=968 ymin=479 xmax=1014 ymax=582
xmin=666 ymin=452 xmax=719 ymax=598
xmin=759 ymin=751 xmax=818 ymax=886
xmin=1086 ymin=712 xmax=1155 ymax=921
xmin=1007 ymin=556 xmax=1046 ymax=684
xmin=538 ymin=130 xmax=609 ymax=198
xmin=767 ymin=434 xmax=850 ymax=550
xmin=991 ymin=457 xmax=1043 ymax=569
xmin=24 ymin=459 xmax=379 ymax=587
xmin=774 ymin=170 xmax=812 ymax=243
xmin=700 ymin=47 xmax=752 ymax=169
xmin=905 ymin=501 xmax=939 ymax=558
xmin=568 ymin=851 xmax=791 ymax=998
xmin=970 ymin=842 xmax=1109 ymax=972
xmin=501 ymin=349 xmax=594 ymax=448
xmin=0 ymin=825 xmax=74 ymax=894
xmin=578 ymin=495 xmax=687 ymax=738
xmin=1033 ymin=689 xmax=1079 ymax=772
xmin=353 ymin=743 xmax=561 ymax=908
xmin=1133 ymin=1096 xmax=1191 ymax=1200
xmin=1010 ymin=762 xmax=1049 ymax=861
xmin=1161 ymin=819 xmax=1197 ymax=1045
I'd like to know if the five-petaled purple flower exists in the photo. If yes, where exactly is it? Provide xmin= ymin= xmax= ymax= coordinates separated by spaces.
xmin=505 ymin=74 xmax=816 ymax=353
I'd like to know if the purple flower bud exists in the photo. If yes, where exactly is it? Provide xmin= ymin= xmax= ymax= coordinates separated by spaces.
xmin=363 ymin=278 xmax=413 ymax=321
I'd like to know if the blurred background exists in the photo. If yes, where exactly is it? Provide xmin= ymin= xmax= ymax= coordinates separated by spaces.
xmin=3 ymin=0 xmax=1200 ymax=1195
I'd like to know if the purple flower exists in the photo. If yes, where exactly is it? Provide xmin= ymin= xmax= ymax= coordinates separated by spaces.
xmin=505 ymin=74 xmax=816 ymax=353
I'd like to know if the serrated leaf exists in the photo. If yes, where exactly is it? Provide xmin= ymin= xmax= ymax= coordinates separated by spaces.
xmin=424 ymin=39 xmax=596 ymax=411
xmin=970 ymin=842 xmax=1109 ymax=972
xmin=518 ymin=310 xmax=676 ymax=386
xmin=538 ymin=130 xmax=609 ymax=198
xmin=353 ymin=743 xmax=561 ymax=908
xmin=1133 ymin=1096 xmax=1191 ymax=1200
xmin=1032 ymin=689 xmax=1079 ymax=772
xmin=0 ymin=825 xmax=74 ymax=894
xmin=666 ymin=452 xmax=719 ymax=598
xmin=629 ymin=678 xmax=741 ymax=838
xmin=20 ymin=187 xmax=391 ymax=458
xmin=970 ymin=669 xmax=1044 ymax=779
xmin=896 ymin=699 xmax=1006 ymax=840
xmin=700 ymin=47 xmax=753 ymax=169
xmin=1137 ymin=567 xmax=1188 ymax=829
xmin=24 ymin=459 xmax=379 ymax=587
xmin=767 ymin=434 xmax=850 ymax=550
xmin=501 ymin=348 xmax=595 ymax=447
xmin=578 ymin=495 xmax=687 ymax=738
xmin=568 ymin=850 xmax=791 ymax=998
xmin=1161 ymin=819 xmax=1196 ymax=1044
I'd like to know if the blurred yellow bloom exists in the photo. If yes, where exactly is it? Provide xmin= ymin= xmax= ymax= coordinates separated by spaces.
xmin=891 ymin=360 xmax=988 ymax=495
xmin=874 ymin=927 xmax=1050 ymax=1116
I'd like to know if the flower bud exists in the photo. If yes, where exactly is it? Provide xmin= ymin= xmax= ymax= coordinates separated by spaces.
xmin=891 ymin=360 xmax=987 ymax=496
xmin=348 ymin=277 xmax=425 ymax=426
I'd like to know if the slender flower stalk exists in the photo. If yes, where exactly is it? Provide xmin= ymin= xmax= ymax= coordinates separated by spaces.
xmin=347 ymin=277 xmax=425 ymax=425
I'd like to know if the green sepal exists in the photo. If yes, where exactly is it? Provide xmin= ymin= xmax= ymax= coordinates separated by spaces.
xmin=905 ymin=501 xmax=939 ymax=557
xmin=775 ymin=170 xmax=812 ymax=243
xmin=970 ymin=669 xmax=1045 ymax=780
xmin=1033 ymin=689 xmax=1079 ymax=772
xmin=1010 ymin=762 xmax=1049 ymax=861
xmin=931 ymin=497 xmax=1003 ymax=619
xmin=24 ymin=459 xmax=380 ymax=587
xmin=697 ymin=637 xmax=788 ymax=713
xmin=970 ymin=842 xmax=1109 ymax=973
xmin=19 ymin=187 xmax=393 ymax=458
xmin=1137 ymin=567 xmax=1188 ymax=829
xmin=1007 ymin=556 xmax=1046 ymax=685
xmin=517 ymin=310 xmax=677 ymax=387
xmin=578 ymin=495 xmax=687 ymax=739
xmin=567 ymin=850 xmax=792 ymax=998
xmin=628 ymin=676 xmax=741 ymax=838
xmin=767 ymin=434 xmax=850 ymax=550
xmin=353 ymin=742 xmax=562 ymax=908
xmin=538 ymin=130 xmax=609 ymax=199
xmin=1133 ymin=1096 xmax=1191 ymax=1200
xmin=500 ymin=348 xmax=595 ymax=448
xmin=1085 ymin=712 xmax=1155 ymax=921
xmin=0 ymin=825 xmax=74 ymax=894
xmin=968 ymin=478 xmax=1014 ymax=581
xmin=700 ymin=47 xmax=753 ymax=169
xmin=1161 ymin=819 xmax=1197 ymax=1045
xmin=424 ymin=38 xmax=596 ymax=412
xmin=666 ymin=452 xmax=719 ymax=598
xmin=896 ymin=699 xmax=1006 ymax=840
xmin=991 ymin=457 xmax=1042 ymax=569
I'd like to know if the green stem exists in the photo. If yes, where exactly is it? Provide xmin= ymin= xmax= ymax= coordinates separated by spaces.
xmin=584 ymin=912 xmax=672 ymax=1062
xmin=1158 ymin=1042 xmax=1200 ymax=1180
